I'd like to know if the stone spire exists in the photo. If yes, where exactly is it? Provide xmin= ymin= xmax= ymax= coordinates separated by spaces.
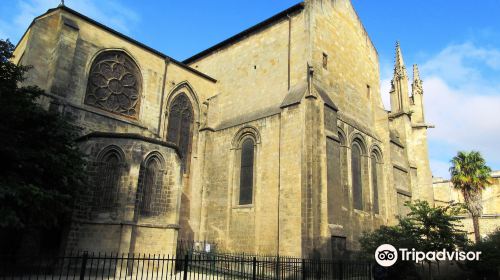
xmin=412 ymin=64 xmax=423 ymax=95
xmin=390 ymin=41 xmax=410 ymax=113
xmin=394 ymin=41 xmax=408 ymax=79
xmin=411 ymin=64 xmax=425 ymax=122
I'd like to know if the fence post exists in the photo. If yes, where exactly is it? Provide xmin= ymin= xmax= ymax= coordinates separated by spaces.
xmin=338 ymin=261 xmax=343 ymax=280
xmin=302 ymin=259 xmax=306 ymax=280
xmin=79 ymin=251 xmax=89 ymax=280
xmin=276 ymin=256 xmax=281 ymax=280
xmin=182 ymin=254 xmax=189 ymax=280
xmin=252 ymin=257 xmax=256 ymax=280
xmin=368 ymin=262 xmax=372 ymax=280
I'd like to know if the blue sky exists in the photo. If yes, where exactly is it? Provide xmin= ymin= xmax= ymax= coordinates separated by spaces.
xmin=1 ymin=0 xmax=499 ymax=178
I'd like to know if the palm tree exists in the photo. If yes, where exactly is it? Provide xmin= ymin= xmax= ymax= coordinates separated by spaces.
xmin=449 ymin=151 xmax=492 ymax=243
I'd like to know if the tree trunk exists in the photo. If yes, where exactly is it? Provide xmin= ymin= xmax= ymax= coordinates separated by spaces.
xmin=472 ymin=215 xmax=481 ymax=243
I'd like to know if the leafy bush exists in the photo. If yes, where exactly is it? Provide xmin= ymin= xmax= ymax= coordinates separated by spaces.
xmin=466 ymin=228 xmax=500 ymax=279
xmin=360 ymin=200 xmax=468 ymax=279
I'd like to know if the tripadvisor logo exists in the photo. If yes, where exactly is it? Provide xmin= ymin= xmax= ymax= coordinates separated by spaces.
xmin=375 ymin=244 xmax=398 ymax=267
xmin=374 ymin=244 xmax=481 ymax=267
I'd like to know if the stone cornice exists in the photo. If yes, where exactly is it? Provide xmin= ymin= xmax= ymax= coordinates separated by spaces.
xmin=412 ymin=123 xmax=435 ymax=129
xmin=76 ymin=132 xmax=181 ymax=158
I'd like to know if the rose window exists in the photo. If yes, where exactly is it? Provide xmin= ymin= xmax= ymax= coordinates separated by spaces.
xmin=84 ymin=51 xmax=142 ymax=118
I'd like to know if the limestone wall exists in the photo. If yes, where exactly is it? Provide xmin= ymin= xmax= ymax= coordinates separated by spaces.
xmin=308 ymin=0 xmax=394 ymax=251
xmin=12 ymin=1 xmax=436 ymax=258
xmin=200 ymin=114 xmax=283 ymax=255
xmin=13 ymin=7 xmax=223 ymax=255
xmin=66 ymin=135 xmax=182 ymax=255
xmin=310 ymin=0 xmax=381 ymax=124
xmin=186 ymin=6 xmax=308 ymax=127
xmin=16 ymin=8 xmax=217 ymax=139
xmin=433 ymin=175 xmax=500 ymax=240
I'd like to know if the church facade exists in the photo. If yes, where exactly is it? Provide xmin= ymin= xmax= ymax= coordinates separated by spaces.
xmin=13 ymin=0 xmax=434 ymax=258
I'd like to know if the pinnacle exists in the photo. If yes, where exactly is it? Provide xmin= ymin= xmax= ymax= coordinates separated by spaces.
xmin=413 ymin=64 xmax=421 ymax=81
xmin=394 ymin=41 xmax=407 ymax=78
xmin=395 ymin=42 xmax=405 ymax=70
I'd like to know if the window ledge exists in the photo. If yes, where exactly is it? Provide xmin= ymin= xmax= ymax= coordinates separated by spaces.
xmin=353 ymin=209 xmax=370 ymax=216
xmin=232 ymin=204 xmax=254 ymax=210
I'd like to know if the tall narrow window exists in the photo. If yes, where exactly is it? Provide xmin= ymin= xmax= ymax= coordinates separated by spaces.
xmin=352 ymin=143 xmax=363 ymax=210
xmin=239 ymin=138 xmax=255 ymax=205
xmin=93 ymin=150 xmax=123 ymax=213
xmin=371 ymin=154 xmax=379 ymax=214
xmin=166 ymin=93 xmax=193 ymax=172
xmin=138 ymin=156 xmax=164 ymax=217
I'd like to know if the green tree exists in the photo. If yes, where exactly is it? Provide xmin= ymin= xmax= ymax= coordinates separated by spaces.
xmin=466 ymin=228 xmax=500 ymax=279
xmin=0 ymin=39 xmax=86 ymax=249
xmin=360 ymin=200 xmax=468 ymax=279
xmin=450 ymin=151 xmax=492 ymax=243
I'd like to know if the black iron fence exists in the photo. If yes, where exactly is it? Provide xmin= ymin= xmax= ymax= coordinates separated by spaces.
xmin=0 ymin=252 xmax=372 ymax=279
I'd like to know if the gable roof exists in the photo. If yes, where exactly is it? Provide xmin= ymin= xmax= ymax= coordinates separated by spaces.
xmin=17 ymin=5 xmax=217 ymax=83
xmin=281 ymin=82 xmax=338 ymax=111
xmin=183 ymin=2 xmax=305 ymax=64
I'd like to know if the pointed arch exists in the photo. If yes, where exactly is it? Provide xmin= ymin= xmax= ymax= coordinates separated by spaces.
xmin=164 ymin=82 xmax=201 ymax=173
xmin=166 ymin=93 xmax=194 ymax=172
xmin=93 ymin=145 xmax=126 ymax=213
xmin=164 ymin=81 xmax=201 ymax=123
xmin=137 ymin=152 xmax=166 ymax=217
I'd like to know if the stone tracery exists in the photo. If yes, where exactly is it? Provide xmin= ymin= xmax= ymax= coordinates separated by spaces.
xmin=85 ymin=51 xmax=142 ymax=118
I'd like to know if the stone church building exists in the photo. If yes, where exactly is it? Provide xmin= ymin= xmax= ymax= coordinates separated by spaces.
xmin=13 ymin=0 xmax=434 ymax=258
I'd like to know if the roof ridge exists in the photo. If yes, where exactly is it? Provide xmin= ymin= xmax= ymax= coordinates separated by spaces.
xmin=183 ymin=2 xmax=305 ymax=64
xmin=16 ymin=5 xmax=217 ymax=83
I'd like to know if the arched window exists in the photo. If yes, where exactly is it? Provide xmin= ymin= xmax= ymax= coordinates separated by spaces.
xmin=338 ymin=131 xmax=349 ymax=207
xmin=85 ymin=50 xmax=142 ymax=118
xmin=93 ymin=148 xmax=124 ymax=213
xmin=137 ymin=156 xmax=164 ymax=217
xmin=166 ymin=93 xmax=193 ymax=172
xmin=351 ymin=142 xmax=363 ymax=210
xmin=239 ymin=138 xmax=255 ymax=205
xmin=371 ymin=154 xmax=379 ymax=214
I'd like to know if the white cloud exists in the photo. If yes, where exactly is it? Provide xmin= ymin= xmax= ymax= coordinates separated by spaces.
xmin=381 ymin=42 xmax=500 ymax=178
xmin=1 ymin=0 xmax=140 ymax=42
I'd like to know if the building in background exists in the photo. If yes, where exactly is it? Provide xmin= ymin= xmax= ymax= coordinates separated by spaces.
xmin=433 ymin=171 xmax=500 ymax=240
xmin=12 ymin=0 xmax=434 ymax=258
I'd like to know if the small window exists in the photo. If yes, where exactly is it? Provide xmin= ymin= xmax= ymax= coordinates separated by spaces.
xmin=367 ymin=85 xmax=371 ymax=98
xmin=239 ymin=138 xmax=255 ymax=205
xmin=323 ymin=53 xmax=328 ymax=69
